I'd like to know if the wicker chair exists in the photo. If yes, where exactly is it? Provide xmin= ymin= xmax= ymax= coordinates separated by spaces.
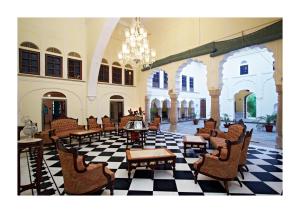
xmin=193 ymin=129 xmax=246 ymax=194
xmin=195 ymin=118 xmax=217 ymax=140
xmin=56 ymin=140 xmax=115 ymax=195
xmin=118 ymin=115 xmax=135 ymax=135
xmin=87 ymin=116 xmax=103 ymax=132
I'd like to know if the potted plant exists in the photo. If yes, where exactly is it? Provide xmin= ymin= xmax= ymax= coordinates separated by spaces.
xmin=192 ymin=113 xmax=199 ymax=125
xmin=261 ymin=113 xmax=277 ymax=132
xmin=221 ymin=113 xmax=231 ymax=128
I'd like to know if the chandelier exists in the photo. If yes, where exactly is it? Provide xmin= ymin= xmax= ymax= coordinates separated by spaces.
xmin=118 ymin=17 xmax=156 ymax=68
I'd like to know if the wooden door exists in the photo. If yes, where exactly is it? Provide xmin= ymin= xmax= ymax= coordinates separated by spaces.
xmin=200 ymin=99 xmax=206 ymax=118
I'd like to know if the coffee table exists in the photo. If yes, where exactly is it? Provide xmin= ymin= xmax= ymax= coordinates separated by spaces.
xmin=69 ymin=130 xmax=101 ymax=147
xmin=183 ymin=135 xmax=207 ymax=156
xmin=126 ymin=148 xmax=176 ymax=179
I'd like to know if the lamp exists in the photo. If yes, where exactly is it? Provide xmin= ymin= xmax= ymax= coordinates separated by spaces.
xmin=118 ymin=18 xmax=156 ymax=68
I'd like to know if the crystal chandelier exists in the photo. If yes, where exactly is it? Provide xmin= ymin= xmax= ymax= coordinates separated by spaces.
xmin=118 ymin=18 xmax=156 ymax=68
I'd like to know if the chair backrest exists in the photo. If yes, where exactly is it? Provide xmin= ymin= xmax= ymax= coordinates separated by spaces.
xmin=152 ymin=117 xmax=161 ymax=125
xmin=204 ymin=118 xmax=217 ymax=130
xmin=87 ymin=116 xmax=99 ymax=129
xmin=50 ymin=117 xmax=78 ymax=131
xmin=56 ymin=141 xmax=82 ymax=193
xmin=226 ymin=121 xmax=247 ymax=142
xmin=239 ymin=129 xmax=253 ymax=166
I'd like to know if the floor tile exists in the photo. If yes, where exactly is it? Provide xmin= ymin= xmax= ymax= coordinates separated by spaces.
xmin=175 ymin=179 xmax=203 ymax=193
xmin=153 ymin=179 xmax=177 ymax=191
xmin=129 ymin=178 xmax=153 ymax=191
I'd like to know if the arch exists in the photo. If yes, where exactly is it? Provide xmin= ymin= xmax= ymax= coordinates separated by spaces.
xmin=162 ymin=99 xmax=171 ymax=108
xmin=87 ymin=18 xmax=119 ymax=99
xmin=110 ymin=95 xmax=124 ymax=99
xmin=20 ymin=41 xmax=39 ymax=50
xmin=174 ymin=58 xmax=207 ymax=93
xmin=151 ymin=98 xmax=162 ymax=108
xmin=46 ymin=47 xmax=62 ymax=54
xmin=125 ymin=64 xmax=133 ymax=69
xmin=102 ymin=58 xmax=109 ymax=64
xmin=189 ymin=100 xmax=195 ymax=108
xmin=112 ymin=61 xmax=121 ymax=67
xmin=43 ymin=91 xmax=66 ymax=98
xmin=68 ymin=52 xmax=81 ymax=58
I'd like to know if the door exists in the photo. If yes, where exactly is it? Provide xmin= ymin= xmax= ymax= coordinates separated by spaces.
xmin=110 ymin=101 xmax=124 ymax=122
xmin=42 ymin=99 xmax=66 ymax=130
xmin=200 ymin=99 xmax=206 ymax=119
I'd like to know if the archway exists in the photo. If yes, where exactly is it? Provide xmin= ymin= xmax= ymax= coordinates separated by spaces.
xmin=42 ymin=91 xmax=67 ymax=130
xmin=220 ymin=45 xmax=276 ymax=121
xmin=150 ymin=98 xmax=161 ymax=121
xmin=188 ymin=100 xmax=195 ymax=119
xmin=180 ymin=100 xmax=187 ymax=120
xmin=162 ymin=99 xmax=171 ymax=122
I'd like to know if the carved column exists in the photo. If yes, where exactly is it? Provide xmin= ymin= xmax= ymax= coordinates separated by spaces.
xmin=209 ymin=89 xmax=221 ymax=128
xmin=169 ymin=91 xmax=179 ymax=132
xmin=167 ymin=108 xmax=171 ymax=121
xmin=145 ymin=96 xmax=150 ymax=123
xmin=276 ymin=85 xmax=282 ymax=149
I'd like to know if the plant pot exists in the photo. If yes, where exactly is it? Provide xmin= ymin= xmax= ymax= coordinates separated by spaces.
xmin=265 ymin=124 xmax=273 ymax=132
xmin=193 ymin=119 xmax=199 ymax=125
xmin=223 ymin=123 xmax=231 ymax=128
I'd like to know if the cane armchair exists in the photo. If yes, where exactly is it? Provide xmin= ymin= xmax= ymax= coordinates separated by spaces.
xmin=195 ymin=118 xmax=217 ymax=140
xmin=101 ymin=115 xmax=117 ymax=135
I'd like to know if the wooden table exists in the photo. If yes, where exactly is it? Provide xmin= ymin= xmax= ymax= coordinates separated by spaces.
xmin=126 ymin=148 xmax=176 ymax=179
xmin=69 ymin=130 xmax=101 ymax=147
xmin=124 ymin=127 xmax=148 ymax=149
xmin=18 ymin=138 xmax=43 ymax=195
xmin=183 ymin=135 xmax=207 ymax=156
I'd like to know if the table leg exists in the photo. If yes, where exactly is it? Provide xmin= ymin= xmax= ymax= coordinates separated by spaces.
xmin=126 ymin=131 xmax=129 ymax=149
xmin=17 ymin=149 xmax=21 ymax=195
xmin=78 ymin=137 xmax=81 ymax=147
xmin=172 ymin=159 xmax=176 ymax=177
xmin=35 ymin=144 xmax=43 ymax=195
xmin=128 ymin=162 xmax=131 ymax=178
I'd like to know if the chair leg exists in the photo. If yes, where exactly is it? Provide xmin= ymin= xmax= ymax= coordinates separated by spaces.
xmin=236 ymin=177 xmax=243 ymax=187
xmin=224 ymin=181 xmax=229 ymax=195
xmin=109 ymin=181 xmax=114 ymax=195
xmin=194 ymin=171 xmax=198 ymax=184
xmin=239 ymin=168 xmax=245 ymax=180
xmin=245 ymin=165 xmax=249 ymax=172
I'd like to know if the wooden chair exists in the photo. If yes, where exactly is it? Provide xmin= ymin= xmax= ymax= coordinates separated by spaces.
xmin=87 ymin=116 xmax=103 ymax=133
xmin=118 ymin=115 xmax=135 ymax=135
xmin=56 ymin=140 xmax=115 ymax=195
xmin=101 ymin=115 xmax=117 ymax=136
xmin=193 ymin=129 xmax=246 ymax=194
xmin=195 ymin=118 xmax=217 ymax=140
xmin=148 ymin=116 xmax=161 ymax=134
xmin=238 ymin=129 xmax=253 ymax=179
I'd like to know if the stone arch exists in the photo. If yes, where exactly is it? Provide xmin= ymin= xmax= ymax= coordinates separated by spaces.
xmin=162 ymin=99 xmax=171 ymax=121
xmin=150 ymin=98 xmax=162 ymax=120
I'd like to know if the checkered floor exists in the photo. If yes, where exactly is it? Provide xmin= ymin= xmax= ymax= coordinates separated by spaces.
xmin=20 ymin=131 xmax=283 ymax=195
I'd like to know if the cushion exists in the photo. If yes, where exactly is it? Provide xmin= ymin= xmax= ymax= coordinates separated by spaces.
xmin=210 ymin=136 xmax=226 ymax=149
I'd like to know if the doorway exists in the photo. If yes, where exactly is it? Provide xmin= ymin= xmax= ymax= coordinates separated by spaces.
xmin=200 ymin=98 xmax=206 ymax=118
xmin=42 ymin=92 xmax=67 ymax=130
xmin=110 ymin=95 xmax=124 ymax=122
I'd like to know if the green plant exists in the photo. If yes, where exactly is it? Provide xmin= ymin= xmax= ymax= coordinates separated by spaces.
xmin=259 ymin=113 xmax=277 ymax=125
xmin=221 ymin=113 xmax=230 ymax=124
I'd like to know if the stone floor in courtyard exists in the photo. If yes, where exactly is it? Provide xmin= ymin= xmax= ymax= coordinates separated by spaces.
xmin=161 ymin=120 xmax=277 ymax=148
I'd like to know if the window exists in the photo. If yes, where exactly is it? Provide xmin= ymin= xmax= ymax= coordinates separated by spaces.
xmin=19 ymin=49 xmax=40 ymax=75
xmin=45 ymin=54 xmax=63 ymax=77
xmin=68 ymin=52 xmax=81 ymax=58
xmin=240 ymin=64 xmax=248 ymax=75
xmin=164 ymin=72 xmax=168 ymax=89
xmin=182 ymin=75 xmax=187 ymax=91
xmin=68 ymin=58 xmax=82 ymax=80
xmin=152 ymin=72 xmax=160 ymax=88
xmin=125 ymin=69 xmax=134 ymax=85
xmin=189 ymin=77 xmax=194 ymax=92
xmin=112 ymin=65 xmax=122 ymax=84
xmin=98 ymin=58 xmax=109 ymax=83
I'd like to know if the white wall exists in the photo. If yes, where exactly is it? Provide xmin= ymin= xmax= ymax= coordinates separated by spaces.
xmin=220 ymin=46 xmax=277 ymax=120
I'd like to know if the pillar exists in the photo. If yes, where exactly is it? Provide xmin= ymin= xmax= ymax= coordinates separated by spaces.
xmin=276 ymin=85 xmax=282 ymax=149
xmin=209 ymin=89 xmax=221 ymax=128
xmin=145 ymin=96 xmax=150 ymax=123
xmin=167 ymin=108 xmax=171 ymax=121
xmin=168 ymin=90 xmax=179 ymax=132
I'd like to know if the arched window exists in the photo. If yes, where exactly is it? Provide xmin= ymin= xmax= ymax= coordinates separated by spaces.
xmin=67 ymin=52 xmax=82 ymax=80
xmin=45 ymin=47 xmax=63 ymax=77
xmin=125 ymin=64 xmax=134 ymax=86
xmin=112 ymin=62 xmax=122 ymax=84
xmin=98 ymin=58 xmax=109 ymax=83
xmin=152 ymin=72 xmax=160 ymax=88
xmin=43 ymin=91 xmax=66 ymax=98
xmin=19 ymin=41 xmax=40 ymax=75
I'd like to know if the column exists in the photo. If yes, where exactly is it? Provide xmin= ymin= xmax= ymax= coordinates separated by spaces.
xmin=145 ymin=96 xmax=151 ymax=123
xmin=167 ymin=108 xmax=171 ymax=121
xmin=168 ymin=90 xmax=179 ymax=132
xmin=276 ymin=85 xmax=282 ymax=149
xmin=209 ymin=89 xmax=221 ymax=128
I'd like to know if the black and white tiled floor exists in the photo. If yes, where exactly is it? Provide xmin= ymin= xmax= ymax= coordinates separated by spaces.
xmin=19 ymin=132 xmax=283 ymax=195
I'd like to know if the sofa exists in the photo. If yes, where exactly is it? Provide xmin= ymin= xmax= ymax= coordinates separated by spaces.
xmin=50 ymin=117 xmax=85 ymax=138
